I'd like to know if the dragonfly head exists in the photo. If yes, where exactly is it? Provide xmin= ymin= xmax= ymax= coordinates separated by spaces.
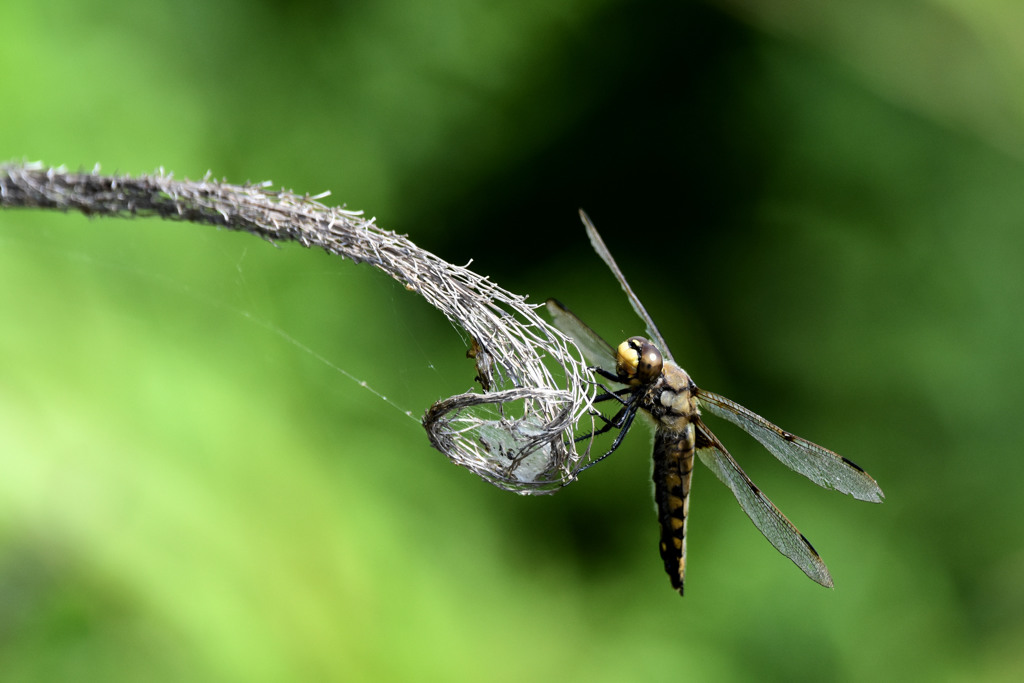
xmin=616 ymin=336 xmax=664 ymax=386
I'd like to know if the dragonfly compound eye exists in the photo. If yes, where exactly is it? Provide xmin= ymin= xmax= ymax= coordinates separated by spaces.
xmin=633 ymin=338 xmax=664 ymax=383
xmin=616 ymin=336 xmax=663 ymax=385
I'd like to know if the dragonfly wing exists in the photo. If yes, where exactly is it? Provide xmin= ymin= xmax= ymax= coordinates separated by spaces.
xmin=578 ymin=210 xmax=673 ymax=361
xmin=697 ymin=389 xmax=884 ymax=503
xmin=545 ymin=298 xmax=618 ymax=375
xmin=695 ymin=419 xmax=833 ymax=588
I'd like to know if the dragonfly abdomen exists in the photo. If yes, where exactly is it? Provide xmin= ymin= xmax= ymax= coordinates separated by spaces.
xmin=652 ymin=423 xmax=696 ymax=595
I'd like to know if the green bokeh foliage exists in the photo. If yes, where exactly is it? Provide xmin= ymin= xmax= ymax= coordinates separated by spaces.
xmin=2 ymin=0 xmax=1023 ymax=680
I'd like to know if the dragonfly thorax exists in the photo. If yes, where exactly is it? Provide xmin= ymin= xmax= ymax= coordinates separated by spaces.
xmin=615 ymin=336 xmax=664 ymax=386
xmin=643 ymin=362 xmax=699 ymax=431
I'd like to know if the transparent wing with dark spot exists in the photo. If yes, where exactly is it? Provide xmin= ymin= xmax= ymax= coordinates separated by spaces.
xmin=697 ymin=389 xmax=884 ymax=503
xmin=545 ymin=298 xmax=618 ymax=376
xmin=694 ymin=419 xmax=834 ymax=588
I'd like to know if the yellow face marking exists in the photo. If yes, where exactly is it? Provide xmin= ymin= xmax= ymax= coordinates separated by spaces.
xmin=616 ymin=341 xmax=639 ymax=377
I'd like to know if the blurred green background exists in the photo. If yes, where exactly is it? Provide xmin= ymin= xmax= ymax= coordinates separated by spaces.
xmin=2 ymin=0 xmax=1023 ymax=680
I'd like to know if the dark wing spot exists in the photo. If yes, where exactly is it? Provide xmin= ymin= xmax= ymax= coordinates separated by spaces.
xmin=799 ymin=532 xmax=823 ymax=559
xmin=841 ymin=456 xmax=867 ymax=473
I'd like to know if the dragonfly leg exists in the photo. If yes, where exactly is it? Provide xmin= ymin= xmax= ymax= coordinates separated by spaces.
xmin=592 ymin=385 xmax=632 ymax=406
xmin=579 ymin=400 xmax=642 ymax=473
xmin=576 ymin=403 xmax=628 ymax=442
xmin=591 ymin=366 xmax=622 ymax=383
xmin=576 ymin=386 xmax=635 ymax=442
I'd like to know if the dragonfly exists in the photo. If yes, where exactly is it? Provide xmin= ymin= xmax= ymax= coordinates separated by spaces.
xmin=547 ymin=211 xmax=883 ymax=595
